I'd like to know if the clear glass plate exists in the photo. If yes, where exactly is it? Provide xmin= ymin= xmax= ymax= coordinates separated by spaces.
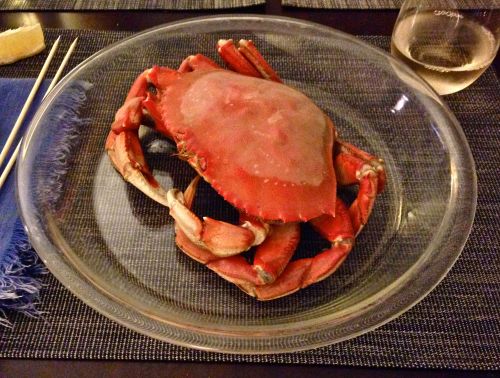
xmin=17 ymin=15 xmax=476 ymax=353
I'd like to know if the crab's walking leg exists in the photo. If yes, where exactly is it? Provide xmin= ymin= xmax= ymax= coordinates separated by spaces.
xmin=336 ymin=140 xmax=386 ymax=192
xmin=244 ymin=216 xmax=300 ymax=284
xmin=169 ymin=176 xmax=270 ymax=257
xmin=175 ymin=188 xmax=355 ymax=300
xmin=178 ymin=54 xmax=222 ymax=73
xmin=208 ymin=222 xmax=300 ymax=289
xmin=105 ymin=70 xmax=172 ymax=207
xmin=334 ymin=140 xmax=386 ymax=235
xmin=250 ymin=198 xmax=355 ymax=301
xmin=175 ymin=221 xmax=300 ymax=288
xmin=217 ymin=39 xmax=282 ymax=82
xmin=173 ymin=176 xmax=300 ymax=286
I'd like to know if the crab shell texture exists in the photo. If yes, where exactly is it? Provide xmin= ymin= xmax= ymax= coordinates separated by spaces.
xmin=148 ymin=67 xmax=337 ymax=223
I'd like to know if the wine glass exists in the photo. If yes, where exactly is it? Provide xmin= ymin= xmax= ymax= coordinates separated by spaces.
xmin=391 ymin=0 xmax=499 ymax=95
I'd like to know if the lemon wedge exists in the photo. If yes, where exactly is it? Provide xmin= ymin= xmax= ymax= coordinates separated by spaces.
xmin=0 ymin=23 xmax=46 ymax=65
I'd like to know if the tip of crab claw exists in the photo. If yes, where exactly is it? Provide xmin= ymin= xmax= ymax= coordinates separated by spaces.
xmin=254 ymin=266 xmax=275 ymax=285
xmin=236 ymin=283 xmax=257 ymax=298
xmin=217 ymin=39 xmax=231 ymax=54
xmin=217 ymin=39 xmax=231 ymax=47
xmin=238 ymin=39 xmax=251 ymax=46
xmin=126 ymin=169 xmax=170 ymax=208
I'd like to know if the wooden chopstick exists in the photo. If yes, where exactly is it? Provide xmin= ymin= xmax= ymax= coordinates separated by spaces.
xmin=0 ymin=36 xmax=60 ymax=167
xmin=43 ymin=37 xmax=78 ymax=96
xmin=0 ymin=37 xmax=78 ymax=190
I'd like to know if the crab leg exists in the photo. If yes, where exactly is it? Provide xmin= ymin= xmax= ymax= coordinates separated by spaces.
xmin=217 ymin=39 xmax=282 ymax=82
xmin=236 ymin=39 xmax=282 ymax=82
xmin=175 ymin=221 xmax=300 ymax=288
xmin=334 ymin=140 xmax=385 ymax=235
xmin=105 ymin=70 xmax=171 ymax=207
xmin=243 ymin=215 xmax=299 ymax=284
xmin=178 ymin=197 xmax=355 ymax=301
xmin=169 ymin=176 xmax=269 ymax=257
xmin=178 ymin=54 xmax=221 ymax=73
xmin=234 ymin=198 xmax=354 ymax=301
xmin=208 ymin=222 xmax=300 ymax=288
xmin=174 ymin=176 xmax=300 ymax=285
xmin=336 ymin=140 xmax=386 ymax=192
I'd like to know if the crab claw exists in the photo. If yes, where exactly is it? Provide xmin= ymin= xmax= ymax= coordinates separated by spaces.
xmin=168 ymin=177 xmax=269 ymax=257
xmin=106 ymin=130 xmax=170 ymax=206
xmin=105 ymin=70 xmax=171 ymax=206
xmin=250 ymin=199 xmax=355 ymax=300
xmin=172 ymin=177 xmax=300 ymax=286
xmin=208 ymin=222 xmax=300 ymax=287
xmin=174 ymin=220 xmax=300 ymax=289
xmin=167 ymin=188 xmax=256 ymax=256
xmin=174 ymin=193 xmax=355 ymax=300
xmin=187 ymin=198 xmax=354 ymax=301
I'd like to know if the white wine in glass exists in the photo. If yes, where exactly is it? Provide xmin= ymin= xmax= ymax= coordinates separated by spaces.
xmin=391 ymin=1 xmax=499 ymax=95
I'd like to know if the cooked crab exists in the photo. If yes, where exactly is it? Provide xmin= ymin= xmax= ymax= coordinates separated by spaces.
xmin=105 ymin=39 xmax=386 ymax=300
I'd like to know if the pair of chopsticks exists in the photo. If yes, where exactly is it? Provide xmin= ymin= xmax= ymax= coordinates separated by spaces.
xmin=0 ymin=36 xmax=78 ymax=189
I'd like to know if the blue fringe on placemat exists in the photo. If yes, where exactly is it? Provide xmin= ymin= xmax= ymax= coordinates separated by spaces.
xmin=0 ymin=217 xmax=47 ymax=327
xmin=0 ymin=78 xmax=92 ymax=326
xmin=0 ymin=79 xmax=52 ymax=326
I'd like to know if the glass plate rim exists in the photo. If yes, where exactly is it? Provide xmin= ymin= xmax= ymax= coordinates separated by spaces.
xmin=17 ymin=14 xmax=478 ymax=353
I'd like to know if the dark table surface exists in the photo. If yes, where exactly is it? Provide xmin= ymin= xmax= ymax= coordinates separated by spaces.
xmin=0 ymin=1 xmax=498 ymax=377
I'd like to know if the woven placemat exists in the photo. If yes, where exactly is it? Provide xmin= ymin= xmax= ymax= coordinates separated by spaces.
xmin=282 ymin=0 xmax=500 ymax=9
xmin=0 ymin=0 xmax=264 ymax=11
xmin=0 ymin=28 xmax=498 ymax=370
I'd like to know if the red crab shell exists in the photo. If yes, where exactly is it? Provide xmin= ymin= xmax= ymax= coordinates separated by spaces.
xmin=148 ymin=67 xmax=337 ymax=222
xmin=106 ymin=39 xmax=386 ymax=300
